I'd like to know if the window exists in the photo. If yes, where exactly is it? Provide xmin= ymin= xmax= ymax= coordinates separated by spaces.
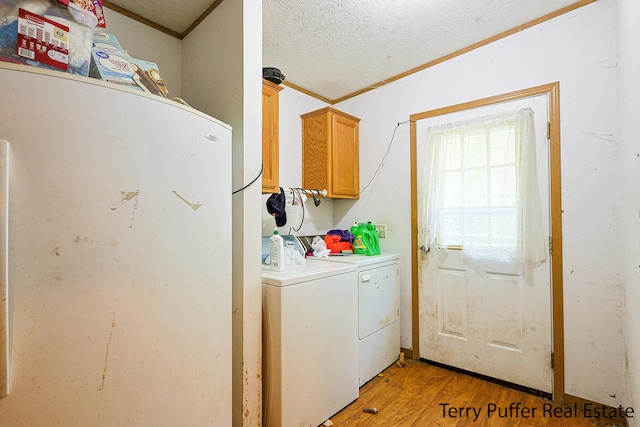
xmin=421 ymin=108 xmax=546 ymax=269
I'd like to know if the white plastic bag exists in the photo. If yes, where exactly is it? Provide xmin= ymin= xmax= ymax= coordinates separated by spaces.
xmin=311 ymin=236 xmax=331 ymax=258
xmin=265 ymin=244 xmax=306 ymax=267
xmin=285 ymin=244 xmax=306 ymax=265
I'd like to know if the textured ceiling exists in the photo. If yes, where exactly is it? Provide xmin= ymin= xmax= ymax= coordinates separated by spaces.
xmin=104 ymin=0 xmax=588 ymax=102
xmin=104 ymin=0 xmax=215 ymax=35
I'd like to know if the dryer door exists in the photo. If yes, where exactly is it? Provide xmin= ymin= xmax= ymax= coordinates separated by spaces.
xmin=358 ymin=263 xmax=399 ymax=339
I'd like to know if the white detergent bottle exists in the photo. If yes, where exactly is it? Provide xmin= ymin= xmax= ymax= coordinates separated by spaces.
xmin=269 ymin=229 xmax=285 ymax=271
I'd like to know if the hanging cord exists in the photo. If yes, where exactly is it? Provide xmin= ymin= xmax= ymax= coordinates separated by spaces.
xmin=360 ymin=120 xmax=412 ymax=195
xmin=289 ymin=188 xmax=305 ymax=233
xmin=232 ymin=163 xmax=264 ymax=195
xmin=298 ymin=188 xmax=322 ymax=207
xmin=335 ymin=120 xmax=413 ymax=201
xmin=284 ymin=187 xmax=322 ymax=233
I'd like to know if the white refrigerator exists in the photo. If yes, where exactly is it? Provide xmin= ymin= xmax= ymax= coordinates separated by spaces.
xmin=0 ymin=63 xmax=232 ymax=426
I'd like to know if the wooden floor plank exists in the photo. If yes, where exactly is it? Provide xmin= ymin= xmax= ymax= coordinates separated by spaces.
xmin=327 ymin=360 xmax=625 ymax=427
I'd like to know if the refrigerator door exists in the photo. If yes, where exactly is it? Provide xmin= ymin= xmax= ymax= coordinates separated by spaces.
xmin=0 ymin=64 xmax=232 ymax=426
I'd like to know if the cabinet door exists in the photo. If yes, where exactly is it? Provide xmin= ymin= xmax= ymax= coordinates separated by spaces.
xmin=331 ymin=113 xmax=359 ymax=198
xmin=262 ymin=80 xmax=282 ymax=193
xmin=301 ymin=111 xmax=330 ymax=192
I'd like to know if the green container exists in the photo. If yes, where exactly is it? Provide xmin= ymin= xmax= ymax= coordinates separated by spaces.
xmin=352 ymin=223 xmax=380 ymax=256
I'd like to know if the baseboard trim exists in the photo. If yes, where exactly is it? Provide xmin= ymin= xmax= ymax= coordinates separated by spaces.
xmin=564 ymin=394 xmax=630 ymax=427
xmin=400 ymin=347 xmax=413 ymax=360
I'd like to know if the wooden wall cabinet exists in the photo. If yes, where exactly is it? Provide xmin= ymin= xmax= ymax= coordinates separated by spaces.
xmin=262 ymin=79 xmax=283 ymax=193
xmin=301 ymin=107 xmax=360 ymax=199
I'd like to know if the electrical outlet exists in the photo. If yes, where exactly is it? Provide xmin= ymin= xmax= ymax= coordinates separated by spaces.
xmin=375 ymin=224 xmax=387 ymax=238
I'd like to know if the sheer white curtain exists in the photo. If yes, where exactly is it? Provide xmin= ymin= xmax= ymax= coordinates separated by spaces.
xmin=419 ymin=108 xmax=546 ymax=271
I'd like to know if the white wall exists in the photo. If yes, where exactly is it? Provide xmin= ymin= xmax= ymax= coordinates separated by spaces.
xmin=617 ymin=0 xmax=640 ymax=424
xmin=101 ymin=7 xmax=183 ymax=98
xmin=279 ymin=0 xmax=628 ymax=408
xmin=180 ymin=1 xmax=263 ymax=426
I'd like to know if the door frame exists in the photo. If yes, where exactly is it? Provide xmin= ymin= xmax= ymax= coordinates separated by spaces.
xmin=410 ymin=82 xmax=564 ymax=402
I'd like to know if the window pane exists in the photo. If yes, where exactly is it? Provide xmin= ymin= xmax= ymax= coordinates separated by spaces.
xmin=443 ymin=135 xmax=462 ymax=169
xmin=428 ymin=110 xmax=525 ymax=253
xmin=442 ymin=170 xmax=463 ymax=208
xmin=441 ymin=209 xmax=463 ymax=246
xmin=464 ymin=208 xmax=490 ymax=247
xmin=489 ymin=126 xmax=516 ymax=166
xmin=490 ymin=166 xmax=516 ymax=206
xmin=466 ymin=131 xmax=487 ymax=168
xmin=490 ymin=211 xmax=517 ymax=248
xmin=466 ymin=169 xmax=487 ymax=208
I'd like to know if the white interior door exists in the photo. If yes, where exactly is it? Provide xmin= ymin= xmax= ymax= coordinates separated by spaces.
xmin=417 ymin=95 xmax=552 ymax=393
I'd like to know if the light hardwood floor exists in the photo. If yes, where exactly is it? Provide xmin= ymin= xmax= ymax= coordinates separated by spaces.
xmin=328 ymin=359 xmax=626 ymax=426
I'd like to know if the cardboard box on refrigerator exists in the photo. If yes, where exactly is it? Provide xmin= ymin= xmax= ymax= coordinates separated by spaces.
xmin=128 ymin=56 xmax=169 ymax=97
xmin=89 ymin=32 xmax=169 ymax=97
xmin=89 ymin=32 xmax=134 ymax=85
xmin=91 ymin=31 xmax=126 ymax=55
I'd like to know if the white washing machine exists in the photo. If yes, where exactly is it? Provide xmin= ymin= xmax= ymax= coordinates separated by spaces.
xmin=311 ymin=253 xmax=401 ymax=386
xmin=262 ymin=261 xmax=359 ymax=427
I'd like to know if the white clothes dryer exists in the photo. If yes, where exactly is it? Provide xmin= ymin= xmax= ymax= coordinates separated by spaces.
xmin=310 ymin=253 xmax=401 ymax=386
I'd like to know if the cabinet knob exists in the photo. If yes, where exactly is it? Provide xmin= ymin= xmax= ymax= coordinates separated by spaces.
xmin=205 ymin=133 xmax=218 ymax=141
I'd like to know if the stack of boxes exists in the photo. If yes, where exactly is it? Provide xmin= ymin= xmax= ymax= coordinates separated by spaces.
xmin=0 ymin=0 xmax=98 ymax=75
xmin=0 ymin=0 xmax=169 ymax=97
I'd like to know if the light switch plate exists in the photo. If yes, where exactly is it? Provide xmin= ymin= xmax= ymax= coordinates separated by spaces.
xmin=374 ymin=224 xmax=387 ymax=238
